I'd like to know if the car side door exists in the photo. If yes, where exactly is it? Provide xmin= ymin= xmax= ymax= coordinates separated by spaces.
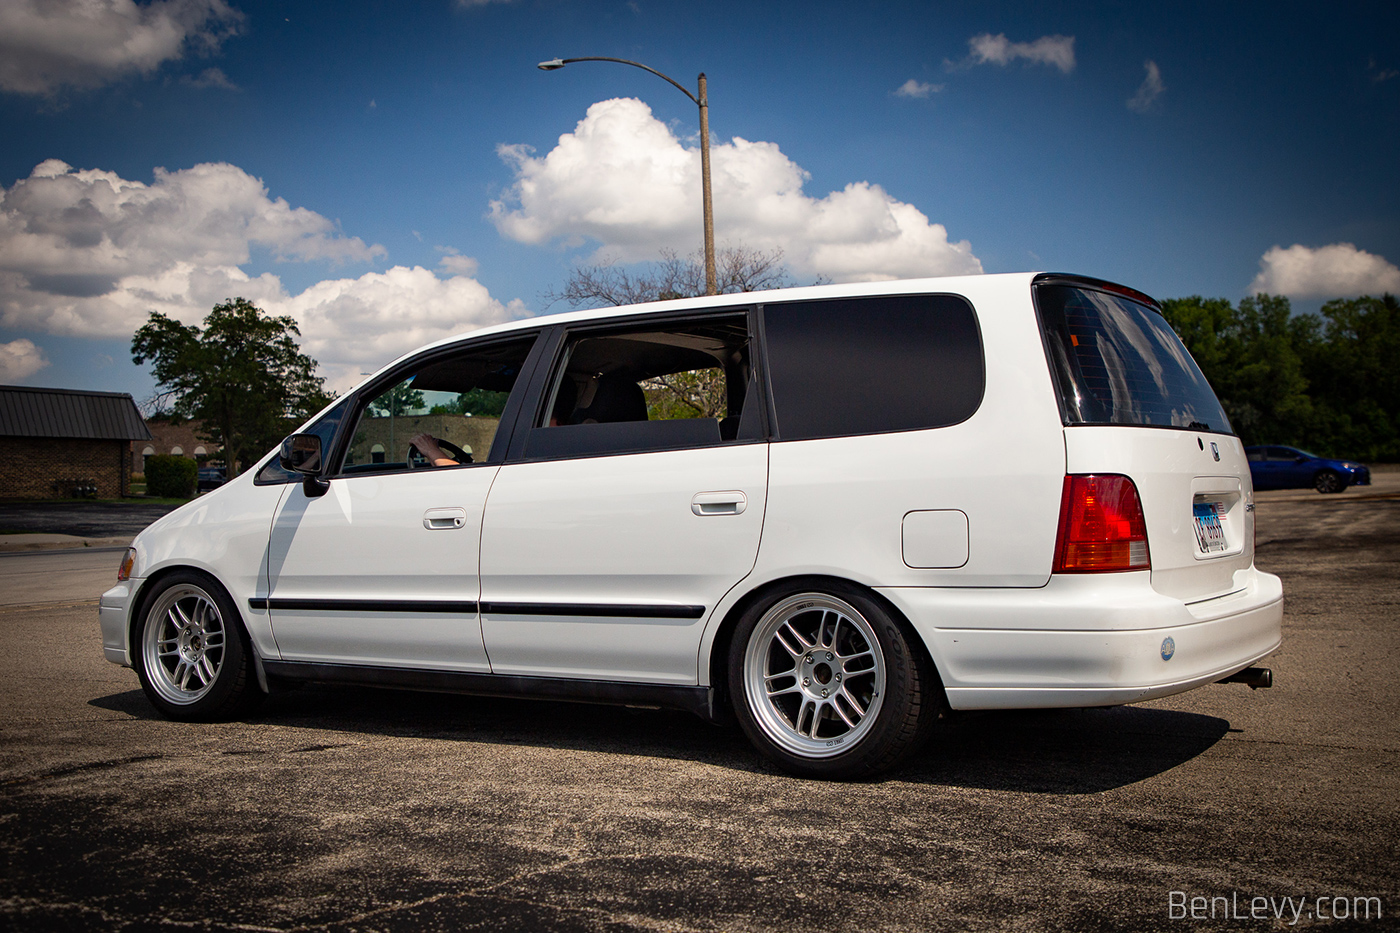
xmin=263 ymin=333 xmax=544 ymax=672
xmin=477 ymin=311 xmax=769 ymax=685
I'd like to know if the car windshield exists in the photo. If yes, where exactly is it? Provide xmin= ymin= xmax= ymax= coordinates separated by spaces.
xmin=1036 ymin=283 xmax=1233 ymax=433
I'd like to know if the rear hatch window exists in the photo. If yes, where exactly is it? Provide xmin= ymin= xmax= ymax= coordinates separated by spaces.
xmin=1035 ymin=281 xmax=1232 ymax=435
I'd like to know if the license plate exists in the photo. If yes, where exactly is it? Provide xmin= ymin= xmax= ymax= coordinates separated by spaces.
xmin=1193 ymin=502 xmax=1228 ymax=553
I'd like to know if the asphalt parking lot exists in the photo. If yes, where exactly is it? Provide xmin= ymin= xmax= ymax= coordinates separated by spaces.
xmin=0 ymin=493 xmax=1396 ymax=931
xmin=0 ymin=500 xmax=181 ymax=539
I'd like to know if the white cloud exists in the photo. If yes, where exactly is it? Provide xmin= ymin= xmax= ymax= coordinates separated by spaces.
xmin=1370 ymin=59 xmax=1399 ymax=84
xmin=0 ymin=338 xmax=49 ymax=382
xmin=1127 ymin=60 xmax=1164 ymax=113
xmin=0 ymin=160 xmax=523 ymax=392
xmin=0 ymin=159 xmax=384 ymax=337
xmin=894 ymin=79 xmax=942 ymax=99
xmin=179 ymin=66 xmax=236 ymax=90
xmin=0 ymin=0 xmax=242 ymax=96
xmin=436 ymin=249 xmax=479 ymax=276
xmin=1250 ymin=243 xmax=1400 ymax=299
xmin=490 ymin=98 xmax=982 ymax=282
xmin=953 ymin=33 xmax=1076 ymax=73
xmin=274 ymin=266 xmax=526 ymax=390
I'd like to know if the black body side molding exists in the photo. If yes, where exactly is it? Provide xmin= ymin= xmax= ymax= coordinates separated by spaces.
xmin=260 ymin=660 xmax=718 ymax=721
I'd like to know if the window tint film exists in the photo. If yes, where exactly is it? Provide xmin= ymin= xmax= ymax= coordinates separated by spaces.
xmin=1036 ymin=284 xmax=1232 ymax=433
xmin=254 ymin=396 xmax=351 ymax=484
xmin=527 ymin=315 xmax=754 ymax=459
xmin=339 ymin=336 xmax=535 ymax=473
xmin=762 ymin=294 xmax=984 ymax=440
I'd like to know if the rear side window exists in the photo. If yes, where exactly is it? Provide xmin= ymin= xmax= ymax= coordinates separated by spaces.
xmin=762 ymin=294 xmax=984 ymax=441
xmin=1035 ymin=283 xmax=1233 ymax=434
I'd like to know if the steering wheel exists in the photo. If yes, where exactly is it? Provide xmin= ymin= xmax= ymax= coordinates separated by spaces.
xmin=406 ymin=436 xmax=473 ymax=468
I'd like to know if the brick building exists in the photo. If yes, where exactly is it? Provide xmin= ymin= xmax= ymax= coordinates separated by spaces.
xmin=134 ymin=417 xmax=220 ymax=474
xmin=0 ymin=385 xmax=151 ymax=499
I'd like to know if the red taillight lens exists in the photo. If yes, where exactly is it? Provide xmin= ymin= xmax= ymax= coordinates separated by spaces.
xmin=1053 ymin=474 xmax=1150 ymax=573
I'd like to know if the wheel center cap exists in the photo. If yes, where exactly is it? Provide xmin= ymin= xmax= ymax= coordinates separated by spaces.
xmin=801 ymin=652 xmax=841 ymax=698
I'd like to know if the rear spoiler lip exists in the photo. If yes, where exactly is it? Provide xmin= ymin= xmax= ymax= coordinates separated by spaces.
xmin=1032 ymin=272 xmax=1162 ymax=312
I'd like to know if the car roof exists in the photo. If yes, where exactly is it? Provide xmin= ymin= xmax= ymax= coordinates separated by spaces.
xmin=350 ymin=271 xmax=1044 ymax=395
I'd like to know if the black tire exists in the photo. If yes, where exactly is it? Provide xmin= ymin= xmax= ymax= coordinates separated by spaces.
xmin=1314 ymin=469 xmax=1344 ymax=494
xmin=131 ymin=571 xmax=262 ymax=722
xmin=727 ymin=581 xmax=939 ymax=779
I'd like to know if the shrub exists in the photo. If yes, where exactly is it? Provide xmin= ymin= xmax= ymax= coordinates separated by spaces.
xmin=144 ymin=455 xmax=197 ymax=499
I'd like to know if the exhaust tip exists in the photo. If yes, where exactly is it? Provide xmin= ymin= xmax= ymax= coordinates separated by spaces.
xmin=1216 ymin=666 xmax=1272 ymax=689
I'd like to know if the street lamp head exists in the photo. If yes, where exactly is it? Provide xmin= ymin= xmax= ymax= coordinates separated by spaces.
xmin=537 ymin=58 xmax=566 ymax=71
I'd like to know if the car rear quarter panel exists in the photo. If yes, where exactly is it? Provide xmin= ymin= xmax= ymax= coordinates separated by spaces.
xmin=746 ymin=274 xmax=1066 ymax=592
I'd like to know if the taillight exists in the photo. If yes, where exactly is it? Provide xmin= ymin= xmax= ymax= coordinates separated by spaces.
xmin=1053 ymin=474 xmax=1150 ymax=573
xmin=117 ymin=548 xmax=136 ymax=582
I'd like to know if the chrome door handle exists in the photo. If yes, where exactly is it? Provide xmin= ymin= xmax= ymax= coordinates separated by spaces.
xmin=423 ymin=507 xmax=468 ymax=529
xmin=691 ymin=491 xmax=747 ymax=516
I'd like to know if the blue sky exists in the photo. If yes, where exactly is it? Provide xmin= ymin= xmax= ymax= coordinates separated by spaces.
xmin=1 ymin=0 xmax=1397 ymax=403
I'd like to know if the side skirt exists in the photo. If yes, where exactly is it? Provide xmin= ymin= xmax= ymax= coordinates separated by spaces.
xmin=260 ymin=660 xmax=718 ymax=721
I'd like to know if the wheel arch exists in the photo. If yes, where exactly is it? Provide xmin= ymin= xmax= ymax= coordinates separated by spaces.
xmin=705 ymin=573 xmax=947 ymax=722
xmin=126 ymin=564 xmax=260 ymax=673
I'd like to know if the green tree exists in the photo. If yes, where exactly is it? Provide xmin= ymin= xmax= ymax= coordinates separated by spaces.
xmin=131 ymin=298 xmax=332 ymax=472
xmin=427 ymin=388 xmax=509 ymax=418
xmin=1160 ymin=293 xmax=1315 ymax=447
xmin=368 ymin=380 xmax=425 ymax=417
xmin=1304 ymin=294 xmax=1400 ymax=460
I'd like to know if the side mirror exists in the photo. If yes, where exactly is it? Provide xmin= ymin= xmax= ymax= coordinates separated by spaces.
xmin=280 ymin=433 xmax=323 ymax=474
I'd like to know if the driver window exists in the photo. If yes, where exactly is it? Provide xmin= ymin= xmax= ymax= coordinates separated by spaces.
xmin=340 ymin=335 xmax=536 ymax=474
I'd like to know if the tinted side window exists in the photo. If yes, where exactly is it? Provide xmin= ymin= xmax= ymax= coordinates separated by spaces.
xmin=762 ymin=294 xmax=984 ymax=441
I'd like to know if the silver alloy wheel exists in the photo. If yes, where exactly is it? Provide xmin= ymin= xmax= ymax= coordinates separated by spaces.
xmin=141 ymin=584 xmax=227 ymax=706
xmin=743 ymin=593 xmax=887 ymax=758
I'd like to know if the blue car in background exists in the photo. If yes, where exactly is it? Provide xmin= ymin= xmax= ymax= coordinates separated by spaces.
xmin=1245 ymin=446 xmax=1372 ymax=494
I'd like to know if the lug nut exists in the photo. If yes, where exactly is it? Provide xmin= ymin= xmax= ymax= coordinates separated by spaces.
xmin=821 ymin=688 xmax=829 ymax=697
xmin=826 ymin=652 xmax=834 ymax=661
xmin=835 ymin=673 xmax=842 ymax=681
xmin=802 ymin=678 xmax=810 ymax=686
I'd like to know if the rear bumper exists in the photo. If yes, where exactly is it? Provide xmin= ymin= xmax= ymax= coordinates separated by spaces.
xmin=877 ymin=568 xmax=1283 ymax=710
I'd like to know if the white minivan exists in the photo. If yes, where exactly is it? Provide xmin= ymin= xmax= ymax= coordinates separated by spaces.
xmin=100 ymin=272 xmax=1282 ymax=778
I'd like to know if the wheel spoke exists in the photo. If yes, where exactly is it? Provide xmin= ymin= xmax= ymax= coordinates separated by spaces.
xmin=830 ymin=694 xmax=859 ymax=728
xmin=840 ymin=685 xmax=869 ymax=717
xmin=200 ymin=656 xmax=217 ymax=683
xmin=775 ymin=620 xmax=809 ymax=657
xmin=840 ymin=649 xmax=875 ymax=672
xmin=813 ymin=699 xmax=829 ymax=737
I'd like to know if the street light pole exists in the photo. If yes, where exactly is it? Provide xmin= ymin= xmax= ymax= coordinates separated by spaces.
xmin=538 ymin=56 xmax=718 ymax=297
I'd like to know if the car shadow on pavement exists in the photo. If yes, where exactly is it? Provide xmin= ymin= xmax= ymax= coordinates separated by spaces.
xmin=902 ymin=705 xmax=1231 ymax=794
xmin=89 ymin=685 xmax=1227 ymax=793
